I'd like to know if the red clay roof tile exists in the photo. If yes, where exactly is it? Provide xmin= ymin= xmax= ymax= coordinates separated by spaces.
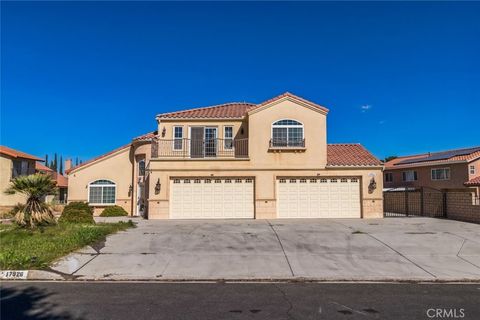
xmin=327 ymin=144 xmax=382 ymax=166
xmin=465 ymin=176 xmax=480 ymax=186
xmin=0 ymin=145 xmax=43 ymax=161
xmin=35 ymin=162 xmax=54 ymax=172
xmin=156 ymin=92 xmax=329 ymax=119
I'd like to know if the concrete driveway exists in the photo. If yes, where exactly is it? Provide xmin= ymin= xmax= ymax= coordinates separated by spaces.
xmin=51 ymin=217 xmax=480 ymax=281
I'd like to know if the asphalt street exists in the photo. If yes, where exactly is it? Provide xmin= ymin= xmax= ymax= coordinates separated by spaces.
xmin=1 ymin=282 xmax=479 ymax=320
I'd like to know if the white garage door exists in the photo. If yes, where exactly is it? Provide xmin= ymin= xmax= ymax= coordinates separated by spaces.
xmin=170 ymin=178 xmax=254 ymax=219
xmin=277 ymin=177 xmax=361 ymax=218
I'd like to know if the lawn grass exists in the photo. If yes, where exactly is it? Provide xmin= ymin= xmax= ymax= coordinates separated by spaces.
xmin=0 ymin=221 xmax=134 ymax=270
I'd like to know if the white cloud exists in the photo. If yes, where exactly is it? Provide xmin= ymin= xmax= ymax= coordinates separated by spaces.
xmin=361 ymin=104 xmax=372 ymax=112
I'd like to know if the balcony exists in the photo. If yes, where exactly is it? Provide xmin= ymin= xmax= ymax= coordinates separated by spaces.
xmin=152 ymin=138 xmax=248 ymax=159
xmin=269 ymin=138 xmax=306 ymax=151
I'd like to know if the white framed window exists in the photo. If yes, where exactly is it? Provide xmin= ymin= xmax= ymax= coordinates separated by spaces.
xmin=173 ymin=126 xmax=183 ymax=150
xmin=224 ymin=126 xmax=233 ymax=149
xmin=402 ymin=170 xmax=417 ymax=182
xmin=385 ymin=172 xmax=393 ymax=182
xmin=271 ymin=119 xmax=304 ymax=147
xmin=88 ymin=180 xmax=116 ymax=205
xmin=470 ymin=165 xmax=476 ymax=175
xmin=431 ymin=168 xmax=450 ymax=180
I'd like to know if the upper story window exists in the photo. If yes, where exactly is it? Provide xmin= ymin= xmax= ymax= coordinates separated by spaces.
xmin=138 ymin=160 xmax=145 ymax=176
xmin=12 ymin=160 xmax=33 ymax=178
xmin=402 ymin=170 xmax=417 ymax=182
xmin=470 ymin=165 xmax=476 ymax=175
xmin=224 ymin=126 xmax=233 ymax=150
xmin=271 ymin=119 xmax=304 ymax=147
xmin=173 ymin=126 xmax=183 ymax=150
xmin=431 ymin=168 xmax=450 ymax=180
xmin=88 ymin=180 xmax=116 ymax=205
xmin=385 ymin=172 xmax=393 ymax=183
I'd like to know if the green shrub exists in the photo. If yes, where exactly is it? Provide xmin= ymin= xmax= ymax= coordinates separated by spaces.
xmin=58 ymin=209 xmax=95 ymax=224
xmin=63 ymin=202 xmax=93 ymax=215
xmin=100 ymin=206 xmax=128 ymax=217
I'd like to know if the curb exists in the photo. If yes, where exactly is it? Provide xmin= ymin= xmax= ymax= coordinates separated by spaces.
xmin=2 ymin=270 xmax=480 ymax=283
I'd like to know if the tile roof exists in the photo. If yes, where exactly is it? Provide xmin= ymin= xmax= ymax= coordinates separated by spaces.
xmin=0 ymin=145 xmax=43 ymax=161
xmin=385 ymin=146 xmax=480 ymax=169
xmin=465 ymin=176 xmax=480 ymax=186
xmin=156 ymin=92 xmax=329 ymax=119
xmin=157 ymin=102 xmax=256 ymax=119
xmin=326 ymin=144 xmax=382 ymax=167
xmin=132 ymin=131 xmax=158 ymax=142
xmin=35 ymin=162 xmax=54 ymax=172
xmin=53 ymin=172 xmax=68 ymax=188
xmin=249 ymin=92 xmax=329 ymax=114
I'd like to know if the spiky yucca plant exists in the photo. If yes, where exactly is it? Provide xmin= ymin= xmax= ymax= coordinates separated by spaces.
xmin=4 ymin=173 xmax=58 ymax=228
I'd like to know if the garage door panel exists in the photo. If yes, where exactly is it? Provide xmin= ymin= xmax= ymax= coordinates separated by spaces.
xmin=277 ymin=177 xmax=360 ymax=218
xmin=170 ymin=178 xmax=254 ymax=219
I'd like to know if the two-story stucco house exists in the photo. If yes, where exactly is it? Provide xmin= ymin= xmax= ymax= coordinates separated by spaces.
xmin=66 ymin=93 xmax=383 ymax=219
xmin=0 ymin=146 xmax=41 ymax=212
xmin=384 ymin=146 xmax=480 ymax=195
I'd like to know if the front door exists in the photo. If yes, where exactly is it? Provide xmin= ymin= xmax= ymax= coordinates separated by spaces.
xmin=190 ymin=127 xmax=204 ymax=158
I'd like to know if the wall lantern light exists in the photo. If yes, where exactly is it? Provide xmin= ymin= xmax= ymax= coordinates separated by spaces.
xmin=155 ymin=179 xmax=161 ymax=194
xmin=161 ymin=127 xmax=166 ymax=137
xmin=368 ymin=173 xmax=377 ymax=194
xmin=128 ymin=184 xmax=133 ymax=197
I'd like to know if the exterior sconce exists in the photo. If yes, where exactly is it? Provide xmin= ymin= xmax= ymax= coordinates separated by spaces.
xmin=128 ymin=184 xmax=133 ymax=197
xmin=155 ymin=179 xmax=161 ymax=194
xmin=161 ymin=127 xmax=166 ymax=137
xmin=368 ymin=173 xmax=377 ymax=194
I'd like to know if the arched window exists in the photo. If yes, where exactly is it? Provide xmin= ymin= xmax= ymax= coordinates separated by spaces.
xmin=271 ymin=119 xmax=304 ymax=147
xmin=138 ymin=160 xmax=145 ymax=176
xmin=88 ymin=180 xmax=116 ymax=204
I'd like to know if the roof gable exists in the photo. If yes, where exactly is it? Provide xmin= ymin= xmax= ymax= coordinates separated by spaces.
xmin=248 ymin=92 xmax=329 ymax=116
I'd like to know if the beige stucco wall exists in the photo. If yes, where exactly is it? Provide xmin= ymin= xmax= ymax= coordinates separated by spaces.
xmin=147 ymin=98 xmax=380 ymax=219
xmin=146 ymin=167 xmax=383 ymax=219
xmin=67 ymin=147 xmax=134 ymax=215
xmin=0 ymin=154 xmax=29 ymax=210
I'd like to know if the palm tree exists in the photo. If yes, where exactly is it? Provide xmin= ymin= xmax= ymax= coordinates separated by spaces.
xmin=4 ymin=173 xmax=58 ymax=228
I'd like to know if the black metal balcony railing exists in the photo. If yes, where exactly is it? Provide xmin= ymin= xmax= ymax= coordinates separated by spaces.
xmin=269 ymin=138 xmax=305 ymax=148
xmin=152 ymin=138 xmax=248 ymax=159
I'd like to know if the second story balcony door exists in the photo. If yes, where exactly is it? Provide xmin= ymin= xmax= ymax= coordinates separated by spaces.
xmin=190 ymin=127 xmax=217 ymax=158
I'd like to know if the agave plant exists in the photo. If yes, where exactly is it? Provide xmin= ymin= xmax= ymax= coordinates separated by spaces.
xmin=4 ymin=173 xmax=58 ymax=228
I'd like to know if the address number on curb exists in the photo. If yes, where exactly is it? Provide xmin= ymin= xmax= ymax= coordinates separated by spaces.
xmin=0 ymin=270 xmax=28 ymax=280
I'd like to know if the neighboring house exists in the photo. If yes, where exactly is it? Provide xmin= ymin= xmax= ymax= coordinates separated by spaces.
xmin=384 ymin=146 xmax=480 ymax=195
xmin=67 ymin=92 xmax=383 ymax=219
xmin=0 ymin=146 xmax=42 ymax=211
xmin=35 ymin=162 xmax=69 ymax=203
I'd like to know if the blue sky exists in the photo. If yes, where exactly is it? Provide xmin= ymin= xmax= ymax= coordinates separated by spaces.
xmin=2 ymin=1 xmax=479 ymax=161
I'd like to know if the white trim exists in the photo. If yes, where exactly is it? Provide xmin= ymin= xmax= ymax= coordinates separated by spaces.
xmin=402 ymin=170 xmax=417 ymax=182
xmin=172 ymin=126 xmax=184 ymax=151
xmin=469 ymin=165 xmax=476 ymax=175
xmin=223 ymin=125 xmax=234 ymax=150
xmin=431 ymin=167 xmax=451 ymax=181
xmin=87 ymin=179 xmax=117 ymax=205
xmin=271 ymin=119 xmax=304 ymax=145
